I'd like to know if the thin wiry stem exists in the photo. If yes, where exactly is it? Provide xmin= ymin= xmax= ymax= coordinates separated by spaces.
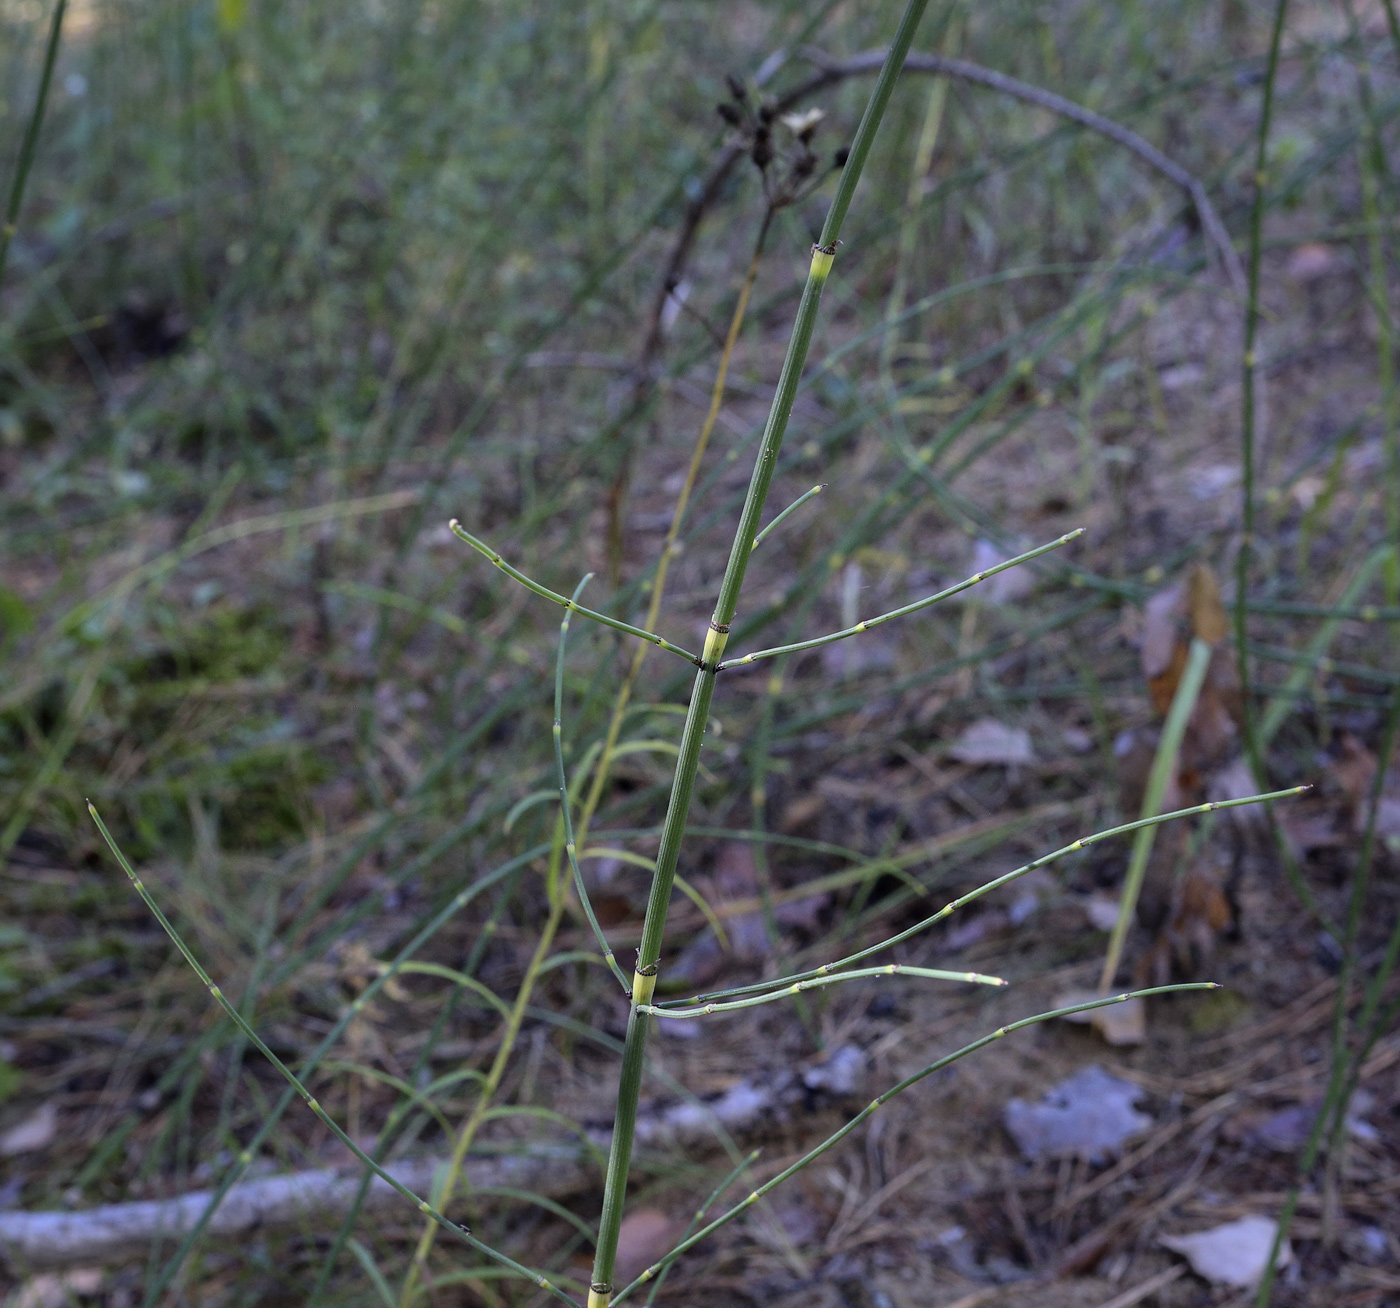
xmin=449 ymin=522 xmax=699 ymax=666
xmin=587 ymin=7 xmax=936 ymax=1303
xmin=613 ymin=984 xmax=1216 ymax=1303
xmin=671 ymin=788 xmax=1304 ymax=1008
xmin=0 ymin=0 xmax=66 ymax=286
xmin=554 ymin=574 xmax=631 ymax=994
xmin=140 ymin=836 xmax=545 ymax=1306
xmin=752 ymin=483 xmax=826 ymax=550
xmin=397 ymin=844 xmax=581 ymax=1299
xmin=640 ymin=963 xmax=1004 ymax=1020
xmin=719 ymin=529 xmax=1080 ymax=668
xmin=643 ymin=1150 xmax=760 ymax=1306
xmin=86 ymin=805 xmax=581 ymax=1308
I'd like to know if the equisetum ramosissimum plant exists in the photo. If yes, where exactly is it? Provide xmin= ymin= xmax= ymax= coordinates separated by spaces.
xmin=89 ymin=3 xmax=1300 ymax=1302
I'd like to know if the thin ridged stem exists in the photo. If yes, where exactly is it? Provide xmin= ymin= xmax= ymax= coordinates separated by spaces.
xmin=719 ymin=529 xmax=1081 ymax=668
xmin=613 ymin=984 xmax=1216 ymax=1303
xmin=1228 ymin=0 xmax=1337 ymax=951
xmin=641 ymin=963 xmax=1005 ymax=1019
xmin=643 ymin=1150 xmax=759 ymax=1306
xmin=670 ymin=788 xmax=1304 ymax=1008
xmin=86 ymin=806 xmax=578 ymax=1307
xmin=449 ymin=522 xmax=699 ymax=665
xmin=587 ymin=8 xmax=933 ymax=1303
xmin=0 ymin=0 xmax=66 ymax=286
xmin=752 ymin=483 xmax=825 ymax=550
xmin=1347 ymin=0 xmax=1400 ymax=601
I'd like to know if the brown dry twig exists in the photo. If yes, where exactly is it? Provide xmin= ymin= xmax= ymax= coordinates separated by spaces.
xmin=640 ymin=43 xmax=1244 ymax=366
xmin=792 ymin=47 xmax=1245 ymax=295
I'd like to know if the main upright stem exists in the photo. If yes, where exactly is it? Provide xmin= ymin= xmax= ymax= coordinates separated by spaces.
xmin=587 ymin=6 xmax=931 ymax=1303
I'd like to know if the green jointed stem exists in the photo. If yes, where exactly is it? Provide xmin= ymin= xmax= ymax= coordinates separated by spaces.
xmin=86 ymin=804 xmax=579 ymax=1307
xmin=672 ymin=787 xmax=1304 ymax=1008
xmin=640 ymin=963 xmax=1004 ymax=1019
xmin=612 ymin=984 xmax=1216 ymax=1303
xmin=587 ymin=6 xmax=933 ymax=1302
xmin=720 ymin=529 xmax=1081 ymax=667
xmin=752 ymin=483 xmax=826 ymax=549
xmin=643 ymin=1150 xmax=759 ymax=1307
xmin=555 ymin=574 xmax=632 ymax=994
xmin=450 ymin=521 xmax=699 ymax=666
xmin=0 ymin=0 xmax=65 ymax=287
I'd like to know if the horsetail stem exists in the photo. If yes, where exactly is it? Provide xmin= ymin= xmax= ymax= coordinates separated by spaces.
xmin=586 ymin=6 xmax=935 ymax=1301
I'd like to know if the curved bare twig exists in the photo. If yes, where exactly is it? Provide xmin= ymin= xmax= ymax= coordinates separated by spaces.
xmin=796 ymin=46 xmax=1245 ymax=294
xmin=637 ymin=45 xmax=1244 ymax=365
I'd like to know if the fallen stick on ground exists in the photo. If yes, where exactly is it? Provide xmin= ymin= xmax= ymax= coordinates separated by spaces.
xmin=0 ymin=1054 xmax=828 ymax=1271
xmin=0 ymin=1151 xmax=583 ymax=1274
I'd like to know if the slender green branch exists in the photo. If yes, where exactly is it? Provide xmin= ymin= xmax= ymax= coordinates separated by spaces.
xmin=614 ymin=984 xmax=1216 ymax=1302
xmin=640 ymin=963 xmax=1004 ymax=1019
xmin=0 ymin=0 xmax=65 ymax=286
xmin=752 ymin=484 xmax=826 ymax=550
xmin=555 ymin=575 xmax=631 ymax=994
xmin=87 ymin=804 xmax=580 ymax=1308
xmin=675 ymin=788 xmax=1304 ymax=1007
xmin=587 ymin=7 xmax=935 ymax=1303
xmin=450 ymin=521 xmax=700 ymax=666
xmin=720 ymin=529 xmax=1081 ymax=668
xmin=643 ymin=1150 xmax=759 ymax=1306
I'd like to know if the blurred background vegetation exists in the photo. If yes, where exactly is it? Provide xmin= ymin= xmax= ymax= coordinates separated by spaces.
xmin=2 ymin=0 xmax=1398 ymax=1304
